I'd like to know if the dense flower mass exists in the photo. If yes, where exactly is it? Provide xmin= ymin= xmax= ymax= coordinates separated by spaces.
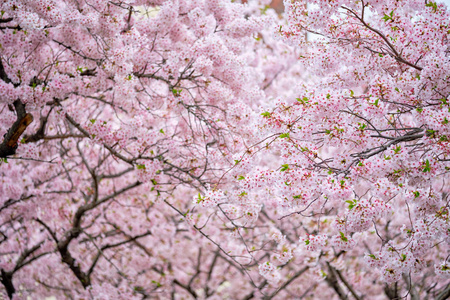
xmin=0 ymin=0 xmax=449 ymax=299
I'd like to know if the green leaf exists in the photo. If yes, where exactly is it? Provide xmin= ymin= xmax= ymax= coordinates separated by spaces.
xmin=426 ymin=1 xmax=438 ymax=12
xmin=159 ymin=128 xmax=165 ymax=134
xmin=368 ymin=254 xmax=377 ymax=259
xmin=234 ymin=159 xmax=240 ymax=165
xmin=304 ymin=239 xmax=310 ymax=245
xmin=350 ymin=90 xmax=354 ymax=97
xmin=196 ymin=193 xmax=203 ymax=204
xmin=89 ymin=119 xmax=96 ymax=124
xmin=279 ymin=133 xmax=290 ymax=139
xmin=297 ymin=97 xmax=309 ymax=104
xmin=237 ymin=175 xmax=245 ymax=180
xmin=151 ymin=280 xmax=162 ymax=287
xmin=136 ymin=164 xmax=146 ymax=170
xmin=339 ymin=231 xmax=348 ymax=242
xmin=326 ymin=93 xmax=331 ymax=99
xmin=260 ymin=5 xmax=270 ymax=14
xmin=171 ymin=88 xmax=182 ymax=97
xmin=416 ymin=107 xmax=423 ymax=113
xmin=358 ymin=123 xmax=367 ymax=131
xmin=394 ymin=145 xmax=401 ymax=154
xmin=413 ymin=191 xmax=420 ymax=198
xmin=261 ymin=111 xmax=271 ymax=118
xmin=382 ymin=11 xmax=393 ymax=22
xmin=239 ymin=191 xmax=248 ymax=197
xmin=280 ymin=164 xmax=289 ymax=172
xmin=422 ymin=159 xmax=431 ymax=172
xmin=346 ymin=199 xmax=357 ymax=210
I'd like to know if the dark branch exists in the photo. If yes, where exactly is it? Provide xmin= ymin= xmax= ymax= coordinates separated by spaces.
xmin=0 ymin=269 xmax=14 ymax=299
xmin=0 ymin=100 xmax=34 ymax=158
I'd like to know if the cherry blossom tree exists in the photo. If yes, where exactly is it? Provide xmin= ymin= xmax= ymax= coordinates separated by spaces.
xmin=0 ymin=0 xmax=449 ymax=299
xmin=0 ymin=0 xmax=278 ymax=298
xmin=208 ymin=0 xmax=450 ymax=298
